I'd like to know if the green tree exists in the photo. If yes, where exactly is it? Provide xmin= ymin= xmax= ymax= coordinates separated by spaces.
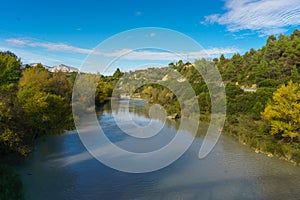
xmin=49 ymin=71 xmax=73 ymax=102
xmin=18 ymin=64 xmax=51 ymax=91
xmin=17 ymin=65 xmax=73 ymax=138
xmin=291 ymin=65 xmax=299 ymax=82
xmin=0 ymin=52 xmax=23 ymax=154
xmin=0 ymin=51 xmax=21 ymax=87
xmin=96 ymin=80 xmax=113 ymax=104
xmin=113 ymin=68 xmax=124 ymax=79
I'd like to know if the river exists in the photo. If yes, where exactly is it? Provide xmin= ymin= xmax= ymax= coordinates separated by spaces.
xmin=16 ymin=100 xmax=300 ymax=200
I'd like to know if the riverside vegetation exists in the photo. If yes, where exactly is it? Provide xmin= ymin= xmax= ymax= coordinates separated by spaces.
xmin=119 ymin=30 xmax=300 ymax=164
xmin=0 ymin=54 xmax=123 ymax=199
xmin=1 ymin=29 xmax=300 ymax=198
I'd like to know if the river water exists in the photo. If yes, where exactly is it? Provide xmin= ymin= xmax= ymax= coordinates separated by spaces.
xmin=16 ymin=100 xmax=300 ymax=200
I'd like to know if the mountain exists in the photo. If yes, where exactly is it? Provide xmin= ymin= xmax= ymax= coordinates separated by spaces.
xmin=22 ymin=63 xmax=79 ymax=73
xmin=48 ymin=64 xmax=79 ymax=73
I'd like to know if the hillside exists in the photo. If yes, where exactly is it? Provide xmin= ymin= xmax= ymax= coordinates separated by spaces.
xmin=108 ymin=30 xmax=300 ymax=164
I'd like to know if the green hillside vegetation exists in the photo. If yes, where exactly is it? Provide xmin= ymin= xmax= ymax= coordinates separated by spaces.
xmin=116 ymin=60 xmax=213 ymax=119
xmin=116 ymin=29 xmax=300 ymax=164
xmin=220 ymin=30 xmax=300 ymax=163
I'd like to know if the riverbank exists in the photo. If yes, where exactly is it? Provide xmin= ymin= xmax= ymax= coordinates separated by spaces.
xmin=118 ymin=98 xmax=300 ymax=166
xmin=224 ymin=114 xmax=300 ymax=166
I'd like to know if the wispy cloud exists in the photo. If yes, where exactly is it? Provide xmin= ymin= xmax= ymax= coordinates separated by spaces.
xmin=203 ymin=0 xmax=300 ymax=36
xmin=0 ymin=44 xmax=67 ymax=64
xmin=6 ymin=38 xmax=92 ymax=54
xmin=5 ymin=38 xmax=238 ymax=61
xmin=1 ymin=40 xmax=85 ymax=66
xmin=116 ymin=47 xmax=239 ymax=61
xmin=6 ymin=38 xmax=28 ymax=46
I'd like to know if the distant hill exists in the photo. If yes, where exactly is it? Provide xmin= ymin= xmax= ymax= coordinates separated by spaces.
xmin=22 ymin=63 xmax=79 ymax=73
xmin=48 ymin=64 xmax=79 ymax=73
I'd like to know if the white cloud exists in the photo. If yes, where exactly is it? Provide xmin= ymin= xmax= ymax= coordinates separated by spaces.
xmin=6 ymin=38 xmax=29 ymax=46
xmin=116 ymin=47 xmax=239 ymax=61
xmin=0 ymin=45 xmax=64 ymax=64
xmin=203 ymin=0 xmax=300 ymax=36
xmin=6 ymin=38 xmax=92 ymax=54
xmin=5 ymin=38 xmax=238 ymax=62
xmin=1 ymin=41 xmax=85 ymax=67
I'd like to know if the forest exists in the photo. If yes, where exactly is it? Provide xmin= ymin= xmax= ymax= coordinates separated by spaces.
xmin=1 ymin=29 xmax=300 ymax=199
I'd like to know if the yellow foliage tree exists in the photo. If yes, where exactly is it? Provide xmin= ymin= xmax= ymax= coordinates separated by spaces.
xmin=262 ymin=81 xmax=300 ymax=141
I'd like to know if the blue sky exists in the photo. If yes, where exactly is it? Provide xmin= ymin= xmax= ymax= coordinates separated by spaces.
xmin=0 ymin=0 xmax=300 ymax=73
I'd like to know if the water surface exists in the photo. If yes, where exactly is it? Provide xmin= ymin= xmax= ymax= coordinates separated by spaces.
xmin=16 ymin=100 xmax=300 ymax=200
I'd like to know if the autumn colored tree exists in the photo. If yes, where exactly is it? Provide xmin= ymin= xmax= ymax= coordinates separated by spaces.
xmin=262 ymin=81 xmax=300 ymax=141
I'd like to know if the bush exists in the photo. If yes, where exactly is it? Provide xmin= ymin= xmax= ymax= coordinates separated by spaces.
xmin=258 ymin=79 xmax=280 ymax=87
xmin=291 ymin=149 xmax=300 ymax=163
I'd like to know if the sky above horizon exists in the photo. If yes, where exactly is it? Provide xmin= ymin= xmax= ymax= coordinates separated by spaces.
xmin=0 ymin=0 xmax=300 ymax=74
